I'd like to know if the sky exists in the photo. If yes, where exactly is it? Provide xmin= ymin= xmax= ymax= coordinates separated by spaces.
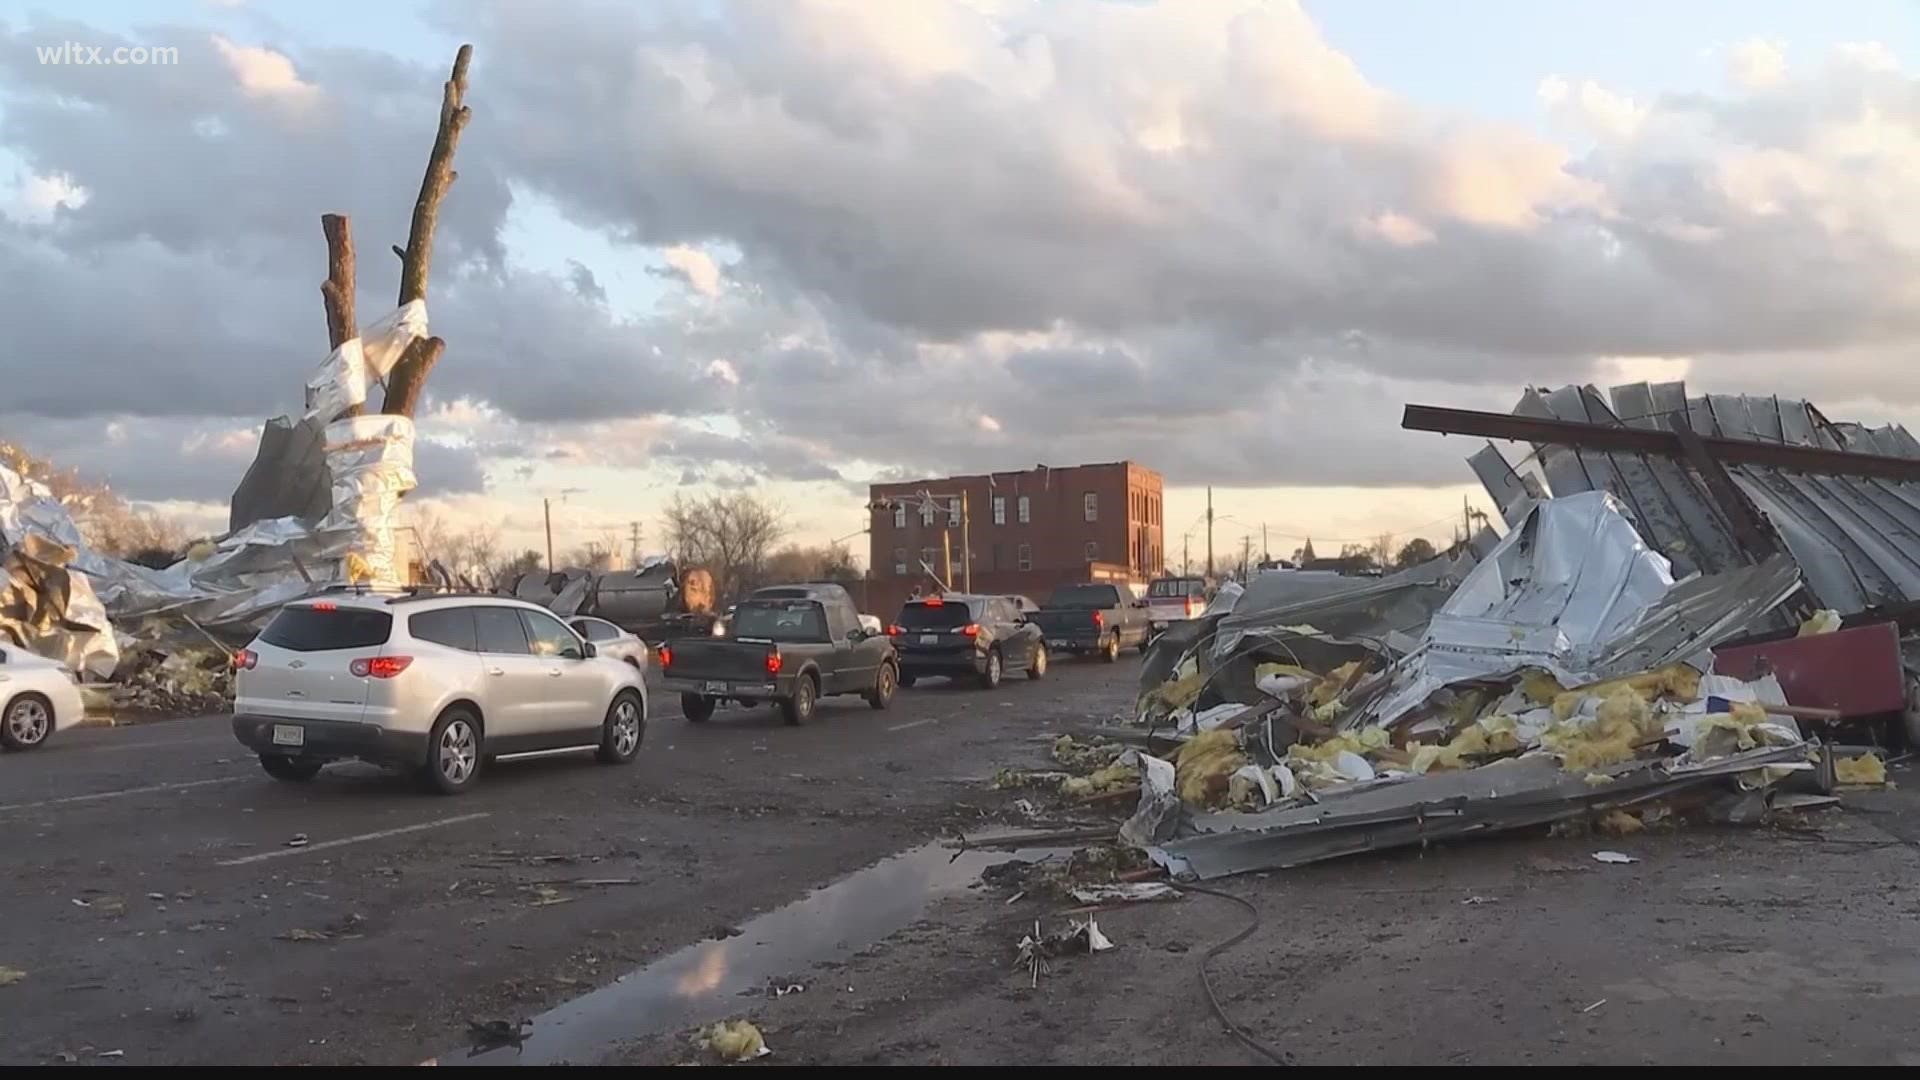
xmin=0 ymin=0 xmax=1916 ymax=568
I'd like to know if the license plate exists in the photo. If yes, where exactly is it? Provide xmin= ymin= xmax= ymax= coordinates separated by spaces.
xmin=920 ymin=634 xmax=939 ymax=645
xmin=1049 ymin=639 xmax=1069 ymax=648
xmin=704 ymin=680 xmax=727 ymax=693
xmin=271 ymin=724 xmax=305 ymax=748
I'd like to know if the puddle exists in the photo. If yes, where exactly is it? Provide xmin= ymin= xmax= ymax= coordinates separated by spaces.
xmin=444 ymin=841 xmax=1053 ymax=1065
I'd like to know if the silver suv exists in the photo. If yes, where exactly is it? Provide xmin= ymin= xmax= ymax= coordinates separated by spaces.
xmin=231 ymin=591 xmax=648 ymax=794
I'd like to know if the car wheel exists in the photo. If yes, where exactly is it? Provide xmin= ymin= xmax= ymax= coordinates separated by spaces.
xmin=1027 ymin=643 xmax=1048 ymax=680
xmin=1101 ymin=633 xmax=1121 ymax=663
xmin=260 ymin=754 xmax=322 ymax=782
xmin=680 ymin=692 xmax=716 ymax=723
xmin=420 ymin=708 xmax=482 ymax=795
xmin=899 ymin=673 xmax=918 ymax=689
xmin=597 ymin=690 xmax=644 ymax=764
xmin=867 ymin=661 xmax=898 ymax=710
xmin=782 ymin=675 xmax=818 ymax=726
xmin=0 ymin=693 xmax=52 ymax=751
xmin=979 ymin=649 xmax=1003 ymax=690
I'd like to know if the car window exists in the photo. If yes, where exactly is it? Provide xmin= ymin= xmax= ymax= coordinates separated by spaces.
xmin=473 ymin=607 xmax=532 ymax=655
xmin=897 ymin=600 xmax=976 ymax=630
xmin=729 ymin=601 xmax=829 ymax=642
xmin=1047 ymin=584 xmax=1121 ymax=608
xmin=571 ymin=618 xmax=615 ymax=642
xmin=410 ymin=608 xmax=477 ymax=651
xmin=521 ymin=609 xmax=581 ymax=657
xmin=259 ymin=605 xmax=392 ymax=651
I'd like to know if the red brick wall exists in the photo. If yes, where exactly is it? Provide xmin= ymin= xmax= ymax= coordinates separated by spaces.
xmin=863 ymin=461 xmax=1164 ymax=618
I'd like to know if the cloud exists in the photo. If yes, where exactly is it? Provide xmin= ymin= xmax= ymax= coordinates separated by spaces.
xmin=0 ymin=2 xmax=1915 ymax=517
xmin=210 ymin=35 xmax=318 ymax=102
xmin=656 ymin=244 xmax=723 ymax=297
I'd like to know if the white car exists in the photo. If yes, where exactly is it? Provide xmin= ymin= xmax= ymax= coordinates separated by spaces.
xmin=0 ymin=645 xmax=86 ymax=751
xmin=568 ymin=616 xmax=649 ymax=671
xmin=232 ymin=592 xmax=648 ymax=794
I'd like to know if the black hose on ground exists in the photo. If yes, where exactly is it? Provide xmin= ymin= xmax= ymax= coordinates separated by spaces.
xmin=1178 ymin=883 xmax=1291 ymax=1066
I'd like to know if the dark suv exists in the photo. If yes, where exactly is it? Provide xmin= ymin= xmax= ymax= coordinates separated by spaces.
xmin=889 ymin=594 xmax=1046 ymax=689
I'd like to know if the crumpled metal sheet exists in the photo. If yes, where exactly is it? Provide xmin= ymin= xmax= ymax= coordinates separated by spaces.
xmin=1213 ymin=549 xmax=1480 ymax=661
xmin=1358 ymin=492 xmax=1796 ymax=728
xmin=0 ymin=530 xmax=118 ymax=678
xmin=319 ymin=413 xmax=416 ymax=585
xmin=1151 ymin=743 xmax=1807 ymax=880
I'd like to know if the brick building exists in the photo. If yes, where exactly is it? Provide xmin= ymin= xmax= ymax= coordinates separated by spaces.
xmin=865 ymin=462 xmax=1164 ymax=618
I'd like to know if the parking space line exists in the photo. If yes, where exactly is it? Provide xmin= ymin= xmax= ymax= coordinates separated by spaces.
xmin=887 ymin=718 xmax=937 ymax=732
xmin=214 ymin=812 xmax=492 ymax=867
xmin=0 ymin=775 xmax=247 ymax=814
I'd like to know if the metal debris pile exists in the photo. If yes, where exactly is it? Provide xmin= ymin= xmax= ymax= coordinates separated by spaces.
xmin=1099 ymin=469 xmax=1908 ymax=879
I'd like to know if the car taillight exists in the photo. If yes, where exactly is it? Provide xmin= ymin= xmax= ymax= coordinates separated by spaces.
xmin=312 ymin=601 xmax=337 ymax=612
xmin=351 ymin=656 xmax=413 ymax=678
xmin=960 ymin=623 xmax=980 ymax=638
xmin=887 ymin=624 xmax=904 ymax=637
xmin=1092 ymin=611 xmax=1105 ymax=628
xmin=765 ymin=650 xmax=783 ymax=675
xmin=1186 ymin=598 xmax=1200 ymax=617
xmin=232 ymin=648 xmax=258 ymax=670
xmin=658 ymin=644 xmax=673 ymax=668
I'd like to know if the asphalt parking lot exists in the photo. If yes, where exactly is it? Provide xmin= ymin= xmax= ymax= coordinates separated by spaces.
xmin=0 ymin=658 xmax=1138 ymax=1065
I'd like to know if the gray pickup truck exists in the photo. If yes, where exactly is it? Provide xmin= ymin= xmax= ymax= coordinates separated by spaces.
xmin=658 ymin=583 xmax=898 ymax=725
xmin=1028 ymin=582 xmax=1152 ymax=662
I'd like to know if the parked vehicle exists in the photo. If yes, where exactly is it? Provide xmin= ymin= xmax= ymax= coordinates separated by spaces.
xmin=231 ymin=591 xmax=648 ymax=794
xmin=890 ymin=594 xmax=1046 ymax=689
xmin=1145 ymin=575 xmax=1210 ymax=634
xmin=569 ymin=615 xmax=649 ymax=671
xmin=658 ymin=583 xmax=896 ymax=725
xmin=1029 ymin=582 xmax=1152 ymax=662
xmin=0 ymin=645 xmax=86 ymax=752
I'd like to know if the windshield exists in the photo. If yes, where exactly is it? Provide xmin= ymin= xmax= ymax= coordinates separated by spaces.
xmin=1046 ymin=584 xmax=1121 ymax=609
xmin=729 ymin=601 xmax=828 ymax=642
xmin=1148 ymin=578 xmax=1204 ymax=599
xmin=897 ymin=600 xmax=976 ymax=630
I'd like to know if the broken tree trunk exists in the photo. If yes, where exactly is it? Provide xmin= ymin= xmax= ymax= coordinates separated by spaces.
xmin=383 ymin=43 xmax=472 ymax=417
xmin=319 ymin=213 xmax=361 ymax=419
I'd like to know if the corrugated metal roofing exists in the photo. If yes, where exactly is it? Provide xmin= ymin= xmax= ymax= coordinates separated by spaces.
xmin=1472 ymin=381 xmax=1920 ymax=615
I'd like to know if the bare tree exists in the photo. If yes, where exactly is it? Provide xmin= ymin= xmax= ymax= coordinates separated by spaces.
xmin=763 ymin=542 xmax=857 ymax=585
xmin=661 ymin=491 xmax=788 ymax=603
xmin=1371 ymin=532 xmax=1394 ymax=572
xmin=1393 ymin=536 xmax=1438 ymax=571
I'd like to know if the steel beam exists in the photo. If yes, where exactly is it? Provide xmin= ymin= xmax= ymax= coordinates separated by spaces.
xmin=1401 ymin=404 xmax=1920 ymax=484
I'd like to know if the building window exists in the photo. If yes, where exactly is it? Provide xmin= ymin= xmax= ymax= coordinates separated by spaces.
xmin=920 ymin=502 xmax=935 ymax=527
xmin=1084 ymin=541 xmax=1099 ymax=562
xmin=1017 ymin=543 xmax=1032 ymax=571
xmin=992 ymin=496 xmax=1006 ymax=525
xmin=1017 ymin=495 xmax=1030 ymax=524
xmin=893 ymin=502 xmax=906 ymax=528
xmin=1084 ymin=492 xmax=1098 ymax=522
xmin=920 ymin=547 xmax=936 ymax=572
xmin=893 ymin=547 xmax=907 ymax=575
xmin=948 ymin=499 xmax=961 ymax=527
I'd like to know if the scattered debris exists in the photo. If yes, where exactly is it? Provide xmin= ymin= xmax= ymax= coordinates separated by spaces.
xmin=699 ymin=1019 xmax=770 ymax=1062
xmin=278 ymin=928 xmax=331 ymax=943
xmin=1460 ymin=895 xmax=1497 ymax=906
xmin=1069 ymin=882 xmax=1181 ymax=905
xmin=466 ymin=1019 xmax=531 ymax=1054
xmin=285 ymin=833 xmax=310 ymax=849
xmin=1591 ymin=851 xmax=1639 ymax=865
xmin=1581 ymin=998 xmax=1608 ymax=1014
xmin=0 ymin=966 xmax=25 ymax=986
xmin=1833 ymin=753 xmax=1888 ymax=787
xmin=1013 ymin=916 xmax=1113 ymax=987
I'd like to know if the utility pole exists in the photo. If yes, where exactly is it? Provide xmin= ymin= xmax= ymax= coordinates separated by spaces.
xmin=941 ymin=530 xmax=953 ymax=592
xmin=1183 ymin=532 xmax=1190 ymax=577
xmin=1241 ymin=534 xmax=1251 ymax=580
xmin=628 ymin=520 xmax=641 ymax=566
xmin=959 ymin=492 xmax=972 ymax=593
xmin=1262 ymin=522 xmax=1268 ymax=563
xmin=1205 ymin=486 xmax=1214 ymax=578
xmin=543 ymin=497 xmax=554 ymax=574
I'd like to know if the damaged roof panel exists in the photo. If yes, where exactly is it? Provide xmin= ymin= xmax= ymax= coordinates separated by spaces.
xmin=1411 ymin=381 xmax=1920 ymax=616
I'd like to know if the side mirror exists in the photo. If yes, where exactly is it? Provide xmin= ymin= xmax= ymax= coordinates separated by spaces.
xmin=846 ymin=628 xmax=864 ymax=642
